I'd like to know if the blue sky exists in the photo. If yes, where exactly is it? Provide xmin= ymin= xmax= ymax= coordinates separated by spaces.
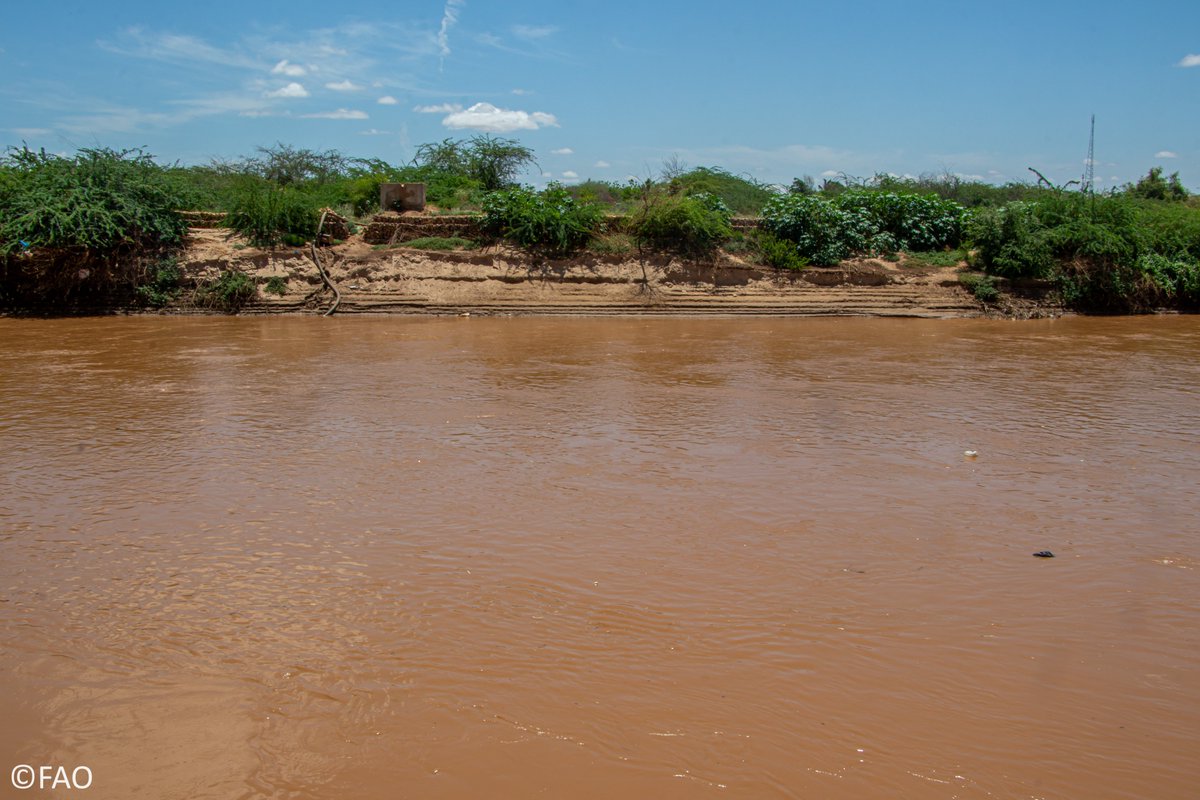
xmin=2 ymin=1 xmax=1198 ymax=189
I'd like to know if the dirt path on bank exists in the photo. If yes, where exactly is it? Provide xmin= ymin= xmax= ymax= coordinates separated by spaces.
xmin=179 ymin=228 xmax=1055 ymax=318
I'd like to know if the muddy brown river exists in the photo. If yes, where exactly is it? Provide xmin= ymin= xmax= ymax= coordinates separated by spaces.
xmin=1 ymin=316 xmax=1197 ymax=799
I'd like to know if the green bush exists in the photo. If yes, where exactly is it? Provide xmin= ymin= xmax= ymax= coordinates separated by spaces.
xmin=0 ymin=146 xmax=189 ymax=307
xmin=1058 ymin=251 xmax=1200 ymax=313
xmin=969 ymin=202 xmax=1054 ymax=279
xmin=760 ymin=191 xmax=967 ymax=265
xmin=670 ymin=167 xmax=775 ymax=215
xmin=163 ymin=164 xmax=237 ymax=212
xmin=759 ymin=194 xmax=873 ymax=265
xmin=968 ymin=190 xmax=1200 ymax=311
xmin=1135 ymin=200 xmax=1200 ymax=261
xmin=1042 ymin=218 xmax=1133 ymax=268
xmin=865 ymin=172 xmax=1055 ymax=208
xmin=264 ymin=276 xmax=288 ymax=296
xmin=135 ymin=257 xmax=182 ymax=307
xmin=568 ymin=180 xmax=639 ymax=209
xmin=959 ymin=273 xmax=1000 ymax=303
xmin=223 ymin=178 xmax=320 ymax=247
xmin=1132 ymin=253 xmax=1200 ymax=307
xmin=197 ymin=269 xmax=256 ymax=312
xmin=628 ymin=191 xmax=733 ymax=256
xmin=834 ymin=191 xmax=968 ymax=251
xmin=1126 ymin=167 xmax=1188 ymax=202
xmin=480 ymin=183 xmax=602 ymax=257
xmin=972 ymin=194 xmax=1140 ymax=268
xmin=751 ymin=231 xmax=808 ymax=271
xmin=0 ymin=147 xmax=187 ymax=258
xmin=343 ymin=173 xmax=390 ymax=217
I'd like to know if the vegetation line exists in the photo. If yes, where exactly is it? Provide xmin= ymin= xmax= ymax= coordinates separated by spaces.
xmin=1 ymin=141 xmax=1197 ymax=315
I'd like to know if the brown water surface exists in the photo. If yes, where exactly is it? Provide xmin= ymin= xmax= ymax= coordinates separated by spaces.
xmin=1 ymin=316 xmax=1198 ymax=799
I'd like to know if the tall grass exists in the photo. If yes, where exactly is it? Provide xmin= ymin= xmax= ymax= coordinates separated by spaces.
xmin=223 ymin=177 xmax=320 ymax=247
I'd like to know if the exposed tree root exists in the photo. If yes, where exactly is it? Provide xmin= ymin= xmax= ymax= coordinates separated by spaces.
xmin=309 ymin=210 xmax=341 ymax=316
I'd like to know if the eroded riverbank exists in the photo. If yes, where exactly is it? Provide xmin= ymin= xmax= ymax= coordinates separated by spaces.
xmin=172 ymin=227 xmax=1062 ymax=318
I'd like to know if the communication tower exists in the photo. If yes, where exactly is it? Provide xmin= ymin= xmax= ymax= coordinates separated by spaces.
xmin=1081 ymin=115 xmax=1095 ymax=194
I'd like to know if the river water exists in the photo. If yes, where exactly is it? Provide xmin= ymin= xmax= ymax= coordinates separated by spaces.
xmin=0 ymin=315 xmax=1197 ymax=799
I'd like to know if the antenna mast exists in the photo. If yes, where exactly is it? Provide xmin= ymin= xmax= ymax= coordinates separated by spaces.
xmin=1081 ymin=114 xmax=1095 ymax=194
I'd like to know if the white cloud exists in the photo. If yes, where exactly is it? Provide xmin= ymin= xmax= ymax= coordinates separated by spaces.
xmin=594 ymin=160 xmax=610 ymax=168
xmin=562 ymin=170 xmax=578 ymax=178
xmin=441 ymin=102 xmax=558 ymax=132
xmin=414 ymin=103 xmax=463 ymax=113
xmin=512 ymin=88 xmax=532 ymax=95
xmin=1156 ymin=150 xmax=1179 ymax=158
xmin=326 ymin=80 xmax=362 ymax=91
xmin=512 ymin=24 xmax=557 ymax=39
xmin=551 ymin=147 xmax=573 ymax=155
xmin=266 ymin=82 xmax=309 ymax=98
xmin=9 ymin=127 xmax=52 ymax=137
xmin=377 ymin=95 xmax=399 ymax=105
xmin=541 ymin=171 xmax=553 ymax=178
xmin=1178 ymin=54 xmax=1200 ymax=67
xmin=302 ymin=108 xmax=369 ymax=119
xmin=359 ymin=128 xmax=391 ymax=135
xmin=272 ymin=59 xmax=307 ymax=77
xmin=438 ymin=0 xmax=466 ymax=60
xmin=820 ymin=169 xmax=839 ymax=177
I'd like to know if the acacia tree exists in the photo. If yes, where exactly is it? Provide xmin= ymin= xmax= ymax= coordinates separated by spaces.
xmin=217 ymin=143 xmax=350 ymax=186
xmin=466 ymin=135 xmax=536 ymax=191
xmin=412 ymin=135 xmax=536 ymax=191
xmin=412 ymin=139 xmax=468 ymax=176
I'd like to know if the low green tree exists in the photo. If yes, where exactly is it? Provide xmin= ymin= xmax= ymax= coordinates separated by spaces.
xmin=1127 ymin=167 xmax=1188 ymax=202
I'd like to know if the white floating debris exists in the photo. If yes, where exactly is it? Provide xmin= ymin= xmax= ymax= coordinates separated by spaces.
xmin=964 ymin=450 xmax=978 ymax=458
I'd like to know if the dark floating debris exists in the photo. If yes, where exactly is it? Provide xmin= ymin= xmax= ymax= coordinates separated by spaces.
xmin=1032 ymin=551 xmax=1055 ymax=558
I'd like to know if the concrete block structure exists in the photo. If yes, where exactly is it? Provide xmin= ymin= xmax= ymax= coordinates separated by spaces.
xmin=379 ymin=183 xmax=426 ymax=212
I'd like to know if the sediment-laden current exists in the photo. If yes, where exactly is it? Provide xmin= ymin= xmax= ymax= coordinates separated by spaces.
xmin=1 ymin=316 xmax=1197 ymax=799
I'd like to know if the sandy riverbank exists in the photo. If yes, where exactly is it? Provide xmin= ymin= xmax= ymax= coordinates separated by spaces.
xmin=176 ymin=227 xmax=1061 ymax=318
